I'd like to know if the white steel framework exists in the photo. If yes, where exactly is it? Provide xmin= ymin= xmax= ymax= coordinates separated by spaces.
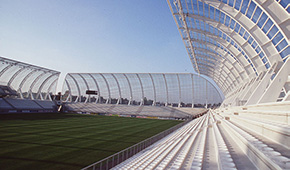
xmin=0 ymin=56 xmax=60 ymax=100
xmin=62 ymin=73 xmax=223 ymax=107
xmin=168 ymin=0 xmax=290 ymax=106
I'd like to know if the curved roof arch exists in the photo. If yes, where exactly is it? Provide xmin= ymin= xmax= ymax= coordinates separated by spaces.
xmin=168 ymin=0 xmax=289 ymax=96
xmin=63 ymin=73 xmax=224 ymax=105
xmin=0 ymin=56 xmax=60 ymax=100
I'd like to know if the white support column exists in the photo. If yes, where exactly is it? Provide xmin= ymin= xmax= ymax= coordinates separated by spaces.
xmin=28 ymin=72 xmax=47 ymax=100
xmin=241 ymin=77 xmax=262 ymax=103
xmin=17 ymin=70 xmax=40 ymax=99
xmin=136 ymin=74 xmax=144 ymax=105
xmin=68 ymin=74 xmax=82 ymax=103
xmin=206 ymin=80 xmax=208 ymax=108
xmin=163 ymin=74 xmax=169 ymax=106
xmin=0 ymin=65 xmax=13 ymax=78
xmin=78 ymin=74 xmax=90 ymax=103
xmin=149 ymin=73 xmax=156 ymax=106
xmin=191 ymin=73 xmax=195 ymax=108
xmin=7 ymin=67 xmax=26 ymax=87
xmin=112 ymin=74 xmax=122 ymax=105
xmin=36 ymin=73 xmax=59 ymax=100
xmin=64 ymin=79 xmax=72 ymax=102
xmin=282 ymin=89 xmax=290 ymax=102
xmin=123 ymin=74 xmax=133 ymax=105
xmin=258 ymin=59 xmax=290 ymax=104
xmin=177 ymin=74 xmax=182 ymax=107
xmin=44 ymin=79 xmax=58 ymax=101
xmin=246 ymin=63 xmax=278 ymax=105
xmin=99 ymin=73 xmax=111 ymax=104
xmin=229 ymin=78 xmax=251 ymax=105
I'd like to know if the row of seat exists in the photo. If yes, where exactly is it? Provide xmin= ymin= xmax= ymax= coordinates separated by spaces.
xmin=215 ymin=102 xmax=290 ymax=169
xmin=64 ymin=103 xmax=200 ymax=118
xmin=0 ymin=98 xmax=56 ymax=111
xmin=216 ymin=102 xmax=290 ymax=149
xmin=111 ymin=107 xmax=289 ymax=170
xmin=215 ymin=113 xmax=289 ymax=169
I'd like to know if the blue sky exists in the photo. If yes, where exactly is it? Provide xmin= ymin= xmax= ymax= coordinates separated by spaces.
xmin=0 ymin=0 xmax=194 ymax=74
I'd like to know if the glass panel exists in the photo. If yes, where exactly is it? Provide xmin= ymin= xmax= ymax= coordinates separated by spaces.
xmin=204 ymin=3 xmax=209 ymax=18
xmin=230 ymin=19 xmax=236 ymax=29
xmin=196 ymin=19 xmax=200 ymax=29
xmin=255 ymin=46 xmax=261 ymax=53
xmin=198 ymin=1 xmax=204 ymax=16
xmin=243 ymin=31 xmax=250 ymax=40
xmin=252 ymin=41 xmax=258 ymax=49
xmin=267 ymin=26 xmax=278 ymax=39
xmin=252 ymin=6 xmax=262 ymax=23
xmin=193 ymin=0 xmax=198 ymax=15
xmin=235 ymin=0 xmax=242 ymax=10
xmin=240 ymin=0 xmax=249 ymax=14
xmin=248 ymin=36 xmax=254 ymax=44
xmin=228 ymin=0 xmax=234 ymax=7
xmin=280 ymin=46 xmax=290 ymax=59
xmin=219 ymin=30 xmax=223 ymax=37
xmin=225 ymin=16 xmax=230 ymax=26
xmin=215 ymin=9 xmax=220 ymax=22
xmin=262 ymin=19 xmax=273 ymax=34
xmin=272 ymin=32 xmax=283 ymax=45
xmin=259 ymin=52 xmax=265 ymax=58
xmin=257 ymin=13 xmax=268 ymax=28
xmin=206 ymin=24 xmax=210 ymax=32
xmin=210 ymin=6 xmax=215 ymax=20
xmin=234 ymin=23 xmax=240 ymax=32
xmin=262 ymin=57 xmax=268 ymax=64
xmin=280 ymin=0 xmax=289 ymax=8
xmin=239 ymin=27 xmax=245 ymax=36
xmin=220 ymin=12 xmax=225 ymax=23
xmin=222 ymin=34 xmax=227 ymax=40
xmin=276 ymin=39 xmax=287 ymax=52
xmin=246 ymin=1 xmax=256 ymax=18
xmin=231 ymin=40 xmax=235 ymax=45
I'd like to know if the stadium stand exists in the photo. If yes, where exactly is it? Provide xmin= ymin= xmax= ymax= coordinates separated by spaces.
xmin=0 ymin=85 xmax=17 ymax=98
xmin=0 ymin=56 xmax=59 ymax=113
xmin=110 ymin=110 xmax=289 ymax=170
xmin=1 ymin=0 xmax=290 ymax=168
xmin=0 ymin=98 xmax=14 ymax=110
xmin=64 ymin=103 xmax=204 ymax=119
xmin=0 ymin=98 xmax=57 ymax=113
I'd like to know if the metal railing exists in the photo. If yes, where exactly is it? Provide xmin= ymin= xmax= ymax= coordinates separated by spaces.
xmin=81 ymin=119 xmax=192 ymax=170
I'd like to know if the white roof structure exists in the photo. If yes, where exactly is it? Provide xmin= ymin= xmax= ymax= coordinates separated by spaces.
xmin=0 ymin=56 xmax=60 ymax=100
xmin=62 ymin=73 xmax=223 ymax=106
xmin=167 ymin=0 xmax=290 ymax=107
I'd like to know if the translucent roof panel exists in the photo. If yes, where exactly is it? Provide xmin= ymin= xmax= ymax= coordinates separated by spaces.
xmin=0 ymin=56 xmax=60 ymax=100
xmin=63 ymin=73 xmax=224 ymax=105
xmin=167 ymin=0 xmax=289 ymax=95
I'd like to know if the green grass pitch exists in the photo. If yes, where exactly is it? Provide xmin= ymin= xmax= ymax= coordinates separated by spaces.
xmin=0 ymin=113 xmax=181 ymax=170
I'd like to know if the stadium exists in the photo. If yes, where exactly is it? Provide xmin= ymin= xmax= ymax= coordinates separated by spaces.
xmin=0 ymin=0 xmax=289 ymax=170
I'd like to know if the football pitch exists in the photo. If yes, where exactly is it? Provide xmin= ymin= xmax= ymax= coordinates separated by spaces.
xmin=0 ymin=113 xmax=181 ymax=170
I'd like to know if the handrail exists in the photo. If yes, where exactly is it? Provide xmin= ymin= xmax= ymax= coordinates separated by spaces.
xmin=81 ymin=119 xmax=193 ymax=170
